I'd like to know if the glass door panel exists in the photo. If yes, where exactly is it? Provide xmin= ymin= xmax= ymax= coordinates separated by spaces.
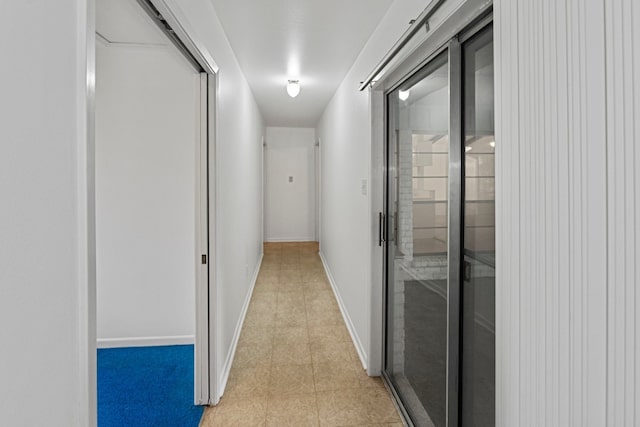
xmin=461 ymin=26 xmax=495 ymax=427
xmin=385 ymin=52 xmax=449 ymax=427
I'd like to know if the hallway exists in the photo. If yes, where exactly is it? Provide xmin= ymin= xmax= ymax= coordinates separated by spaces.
xmin=199 ymin=242 xmax=402 ymax=426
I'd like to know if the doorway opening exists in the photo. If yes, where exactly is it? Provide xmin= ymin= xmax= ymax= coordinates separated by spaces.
xmin=263 ymin=127 xmax=319 ymax=243
xmin=94 ymin=0 xmax=219 ymax=422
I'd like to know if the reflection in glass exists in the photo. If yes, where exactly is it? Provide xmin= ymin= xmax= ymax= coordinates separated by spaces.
xmin=461 ymin=27 xmax=495 ymax=427
xmin=386 ymin=53 xmax=449 ymax=427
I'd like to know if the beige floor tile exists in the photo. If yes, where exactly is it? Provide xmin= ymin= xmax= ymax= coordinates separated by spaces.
xmin=233 ymin=342 xmax=273 ymax=368
xmin=280 ymin=263 xmax=300 ymax=271
xmin=269 ymin=363 xmax=316 ymax=396
xmin=244 ymin=310 xmax=276 ymax=329
xmin=248 ymin=301 xmax=278 ymax=317
xmin=346 ymin=341 xmax=361 ymax=362
xmin=251 ymin=291 xmax=278 ymax=306
xmin=272 ymin=341 xmax=312 ymax=365
xmin=304 ymin=293 xmax=339 ymax=312
xmin=259 ymin=262 xmax=280 ymax=272
xmin=310 ymin=340 xmax=354 ymax=364
xmin=210 ymin=397 xmax=267 ymax=427
xmin=316 ymin=389 xmax=368 ymax=426
xmin=302 ymin=270 xmax=328 ymax=283
xmin=316 ymin=388 xmax=402 ymax=426
xmin=353 ymin=424 xmax=404 ymax=427
xmin=273 ymin=325 xmax=309 ymax=345
xmin=308 ymin=324 xmax=350 ymax=344
xmin=312 ymin=361 xmax=360 ymax=392
xmin=263 ymin=243 xmax=282 ymax=253
xmin=353 ymin=363 xmax=387 ymax=389
xmin=278 ymin=281 xmax=305 ymax=292
xmin=199 ymin=406 xmax=216 ymax=426
xmin=358 ymin=387 xmax=403 ymax=424
xmin=298 ymin=263 xmax=323 ymax=272
xmin=257 ymin=270 xmax=279 ymax=284
xmin=306 ymin=307 xmax=342 ymax=326
xmin=299 ymin=257 xmax=324 ymax=265
xmin=279 ymin=269 xmax=302 ymax=283
xmin=225 ymin=364 xmax=270 ymax=399
xmin=303 ymin=289 xmax=333 ymax=302
xmin=254 ymin=280 xmax=280 ymax=293
xmin=277 ymin=289 xmax=305 ymax=305
xmin=202 ymin=241 xmax=404 ymax=427
xmin=266 ymin=393 xmax=319 ymax=427
xmin=301 ymin=280 xmax=332 ymax=292
xmin=237 ymin=326 xmax=274 ymax=347
xmin=275 ymin=306 xmax=307 ymax=328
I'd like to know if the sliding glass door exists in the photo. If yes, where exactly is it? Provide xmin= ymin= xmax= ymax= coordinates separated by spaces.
xmin=383 ymin=23 xmax=494 ymax=427
xmin=386 ymin=52 xmax=450 ymax=427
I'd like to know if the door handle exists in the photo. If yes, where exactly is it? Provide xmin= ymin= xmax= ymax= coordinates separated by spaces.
xmin=463 ymin=260 xmax=471 ymax=282
xmin=378 ymin=212 xmax=385 ymax=246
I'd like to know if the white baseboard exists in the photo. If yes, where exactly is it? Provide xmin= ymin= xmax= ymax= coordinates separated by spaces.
xmin=96 ymin=335 xmax=195 ymax=349
xmin=265 ymin=237 xmax=315 ymax=242
xmin=217 ymin=252 xmax=263 ymax=396
xmin=319 ymin=251 xmax=368 ymax=370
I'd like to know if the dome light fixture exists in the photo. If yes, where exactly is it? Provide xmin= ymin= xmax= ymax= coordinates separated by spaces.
xmin=286 ymin=80 xmax=300 ymax=98
xmin=398 ymin=89 xmax=410 ymax=101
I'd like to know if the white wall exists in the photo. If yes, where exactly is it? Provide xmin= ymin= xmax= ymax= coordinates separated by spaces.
xmin=162 ymin=0 xmax=265 ymax=394
xmin=495 ymin=0 xmax=640 ymax=425
xmin=265 ymin=127 xmax=316 ymax=242
xmin=95 ymin=42 xmax=198 ymax=345
xmin=0 ymin=0 xmax=95 ymax=425
xmin=0 ymin=0 xmax=264 ymax=422
xmin=316 ymin=0 xmax=429 ymax=368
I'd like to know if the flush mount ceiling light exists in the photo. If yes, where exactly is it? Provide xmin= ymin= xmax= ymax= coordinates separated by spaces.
xmin=398 ymin=89 xmax=410 ymax=101
xmin=286 ymin=80 xmax=300 ymax=98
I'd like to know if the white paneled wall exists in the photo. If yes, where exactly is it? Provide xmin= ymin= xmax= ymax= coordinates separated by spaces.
xmin=604 ymin=1 xmax=640 ymax=425
xmin=495 ymin=1 xmax=639 ymax=425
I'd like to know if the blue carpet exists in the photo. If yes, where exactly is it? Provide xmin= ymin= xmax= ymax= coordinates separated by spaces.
xmin=98 ymin=345 xmax=204 ymax=427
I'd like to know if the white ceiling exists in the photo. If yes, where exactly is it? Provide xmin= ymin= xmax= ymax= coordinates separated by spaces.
xmin=97 ymin=0 xmax=395 ymax=127
xmin=209 ymin=0 xmax=395 ymax=127
xmin=96 ymin=0 xmax=167 ymax=45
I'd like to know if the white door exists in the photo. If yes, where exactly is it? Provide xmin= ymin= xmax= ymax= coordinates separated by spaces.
xmin=264 ymin=128 xmax=316 ymax=242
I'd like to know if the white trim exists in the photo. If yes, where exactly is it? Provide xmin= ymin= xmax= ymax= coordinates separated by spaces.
xmin=207 ymin=72 xmax=219 ymax=405
xmin=80 ymin=0 xmax=97 ymax=425
xmin=368 ymin=88 xmax=385 ymax=377
xmin=265 ymin=237 xmax=317 ymax=243
xmin=97 ymin=336 xmax=195 ymax=349
xmin=194 ymin=72 xmax=210 ymax=405
xmin=149 ymin=0 xmax=218 ymax=74
xmin=319 ymin=252 xmax=368 ymax=370
xmin=217 ymin=253 xmax=263 ymax=397
xmin=95 ymin=31 xmax=167 ymax=49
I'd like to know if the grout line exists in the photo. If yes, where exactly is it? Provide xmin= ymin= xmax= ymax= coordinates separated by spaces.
xmin=300 ymin=252 xmax=322 ymax=425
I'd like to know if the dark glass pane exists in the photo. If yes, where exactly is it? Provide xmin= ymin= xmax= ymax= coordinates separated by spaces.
xmin=461 ymin=26 xmax=495 ymax=427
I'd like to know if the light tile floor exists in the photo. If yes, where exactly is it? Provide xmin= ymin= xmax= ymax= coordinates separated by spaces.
xmin=200 ymin=242 xmax=403 ymax=427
